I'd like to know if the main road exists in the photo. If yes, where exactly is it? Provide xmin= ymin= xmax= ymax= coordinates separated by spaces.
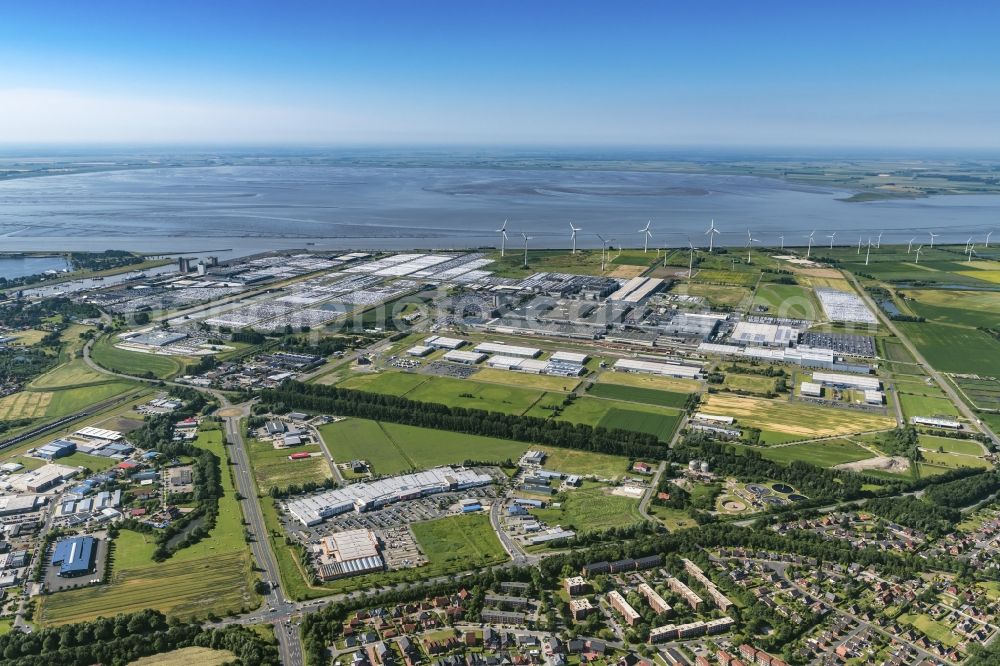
xmin=222 ymin=407 xmax=303 ymax=666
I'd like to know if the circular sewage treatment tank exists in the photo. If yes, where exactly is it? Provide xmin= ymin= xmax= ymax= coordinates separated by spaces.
xmin=788 ymin=494 xmax=808 ymax=502
xmin=771 ymin=483 xmax=794 ymax=494
xmin=746 ymin=484 xmax=771 ymax=496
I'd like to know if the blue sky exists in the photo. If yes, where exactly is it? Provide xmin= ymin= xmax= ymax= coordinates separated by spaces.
xmin=1 ymin=1 xmax=997 ymax=147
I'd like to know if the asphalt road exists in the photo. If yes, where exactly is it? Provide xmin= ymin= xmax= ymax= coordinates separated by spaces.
xmin=223 ymin=408 xmax=304 ymax=666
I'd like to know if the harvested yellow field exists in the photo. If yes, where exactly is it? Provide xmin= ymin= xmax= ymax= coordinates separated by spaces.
xmin=0 ymin=391 xmax=52 ymax=419
xmin=794 ymin=267 xmax=843 ymax=279
xmin=129 ymin=647 xmax=236 ymax=666
xmin=702 ymin=393 xmax=895 ymax=438
xmin=958 ymin=270 xmax=1000 ymax=284
xmin=598 ymin=370 xmax=701 ymax=394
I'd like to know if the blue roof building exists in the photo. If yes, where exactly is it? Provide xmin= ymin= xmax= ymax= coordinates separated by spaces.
xmin=37 ymin=439 xmax=76 ymax=460
xmin=51 ymin=536 xmax=97 ymax=577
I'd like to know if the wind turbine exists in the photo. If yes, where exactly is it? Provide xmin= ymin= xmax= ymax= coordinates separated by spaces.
xmin=596 ymin=234 xmax=610 ymax=271
xmin=806 ymin=230 xmax=816 ymax=258
xmin=865 ymin=238 xmax=872 ymax=266
xmin=967 ymin=244 xmax=976 ymax=263
xmin=705 ymin=219 xmax=721 ymax=251
xmin=745 ymin=229 xmax=759 ymax=264
xmin=639 ymin=221 xmax=653 ymax=253
xmin=827 ymin=232 xmax=837 ymax=249
xmin=914 ymin=245 xmax=923 ymax=264
xmin=965 ymin=236 xmax=973 ymax=253
xmin=496 ymin=219 xmax=509 ymax=257
xmin=876 ymin=231 xmax=883 ymax=249
xmin=986 ymin=231 xmax=993 ymax=248
xmin=569 ymin=223 xmax=581 ymax=254
xmin=520 ymin=233 xmax=532 ymax=268
xmin=687 ymin=239 xmax=695 ymax=278
xmin=778 ymin=235 xmax=785 ymax=251
xmin=929 ymin=231 xmax=939 ymax=248
xmin=857 ymin=235 xmax=863 ymax=255
xmin=907 ymin=237 xmax=915 ymax=253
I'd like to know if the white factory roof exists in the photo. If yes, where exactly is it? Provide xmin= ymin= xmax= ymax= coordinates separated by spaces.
xmin=0 ymin=495 xmax=41 ymax=514
xmin=474 ymin=342 xmax=540 ymax=358
xmin=324 ymin=529 xmax=380 ymax=561
xmin=864 ymin=389 xmax=884 ymax=403
xmin=608 ymin=277 xmax=664 ymax=303
xmin=75 ymin=427 xmax=123 ymax=442
xmin=424 ymin=335 xmax=466 ymax=349
xmin=731 ymin=322 xmax=798 ymax=347
xmin=911 ymin=416 xmax=962 ymax=429
xmin=285 ymin=467 xmax=493 ymax=526
xmin=550 ymin=351 xmax=589 ymax=364
xmin=812 ymin=371 xmax=881 ymax=391
xmin=406 ymin=345 xmax=433 ymax=357
xmin=443 ymin=350 xmax=486 ymax=364
xmin=693 ymin=413 xmax=734 ymax=424
xmin=613 ymin=358 xmax=702 ymax=379
xmin=800 ymin=381 xmax=823 ymax=396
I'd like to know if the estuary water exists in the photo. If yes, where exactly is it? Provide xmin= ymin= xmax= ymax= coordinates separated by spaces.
xmin=1 ymin=165 xmax=998 ymax=259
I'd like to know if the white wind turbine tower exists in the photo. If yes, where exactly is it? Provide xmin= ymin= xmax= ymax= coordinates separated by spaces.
xmin=596 ymin=234 xmax=610 ymax=271
xmin=496 ymin=219 xmax=509 ymax=257
xmin=638 ymin=221 xmax=653 ymax=253
xmin=569 ymin=223 xmax=581 ymax=254
xmin=865 ymin=238 xmax=872 ymax=266
xmin=520 ymin=233 xmax=532 ymax=268
xmin=967 ymin=244 xmax=976 ymax=263
xmin=875 ymin=231 xmax=883 ymax=249
xmin=965 ymin=236 xmax=973 ymax=253
xmin=687 ymin=239 xmax=695 ymax=278
xmin=914 ymin=245 xmax=923 ymax=264
xmin=806 ymin=230 xmax=816 ymax=258
xmin=907 ymin=237 xmax=915 ymax=254
xmin=778 ymin=235 xmax=785 ymax=251
xmin=706 ymin=219 xmax=721 ymax=251
xmin=827 ymin=232 xmax=837 ymax=249
xmin=745 ymin=229 xmax=759 ymax=264
xmin=857 ymin=235 xmax=863 ymax=254
xmin=986 ymin=230 xmax=993 ymax=248
xmin=929 ymin=231 xmax=939 ymax=248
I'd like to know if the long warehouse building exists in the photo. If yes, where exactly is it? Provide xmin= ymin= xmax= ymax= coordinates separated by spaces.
xmin=613 ymin=358 xmax=702 ymax=379
xmin=285 ymin=467 xmax=493 ymax=526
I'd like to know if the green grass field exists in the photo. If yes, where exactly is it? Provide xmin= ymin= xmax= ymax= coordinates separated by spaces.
xmin=405 ymin=375 xmax=545 ymax=414
xmin=90 ymin=336 xmax=189 ymax=379
xmin=57 ymin=451 xmax=120 ymax=472
xmin=530 ymin=482 xmax=644 ymax=534
xmin=247 ymin=439 xmax=333 ymax=492
xmin=597 ymin=370 xmax=702 ymax=394
xmin=896 ymin=322 xmax=1000 ymax=376
xmin=29 ymin=358 xmax=113 ymax=389
xmin=411 ymin=514 xmax=508 ymax=569
xmin=752 ymin=283 xmax=823 ymax=320
xmin=919 ymin=450 xmax=992 ymax=470
xmin=319 ymin=418 xmax=527 ymax=475
xmin=752 ymin=439 xmax=876 ymax=467
xmin=598 ymin=407 xmax=680 ymax=441
xmin=337 ymin=370 xmax=430 ymax=396
xmin=722 ymin=373 xmax=779 ymax=395
xmin=881 ymin=339 xmax=916 ymax=363
xmin=38 ymin=426 xmax=258 ymax=625
xmin=670 ymin=282 xmax=752 ymax=308
xmin=918 ymin=434 xmax=987 ymax=457
xmin=898 ymin=392 xmax=961 ymax=419
xmin=954 ymin=377 xmax=1000 ymax=410
xmin=904 ymin=289 xmax=1000 ymax=328
xmin=472 ymin=367 xmax=583 ymax=392
xmin=586 ymin=382 xmax=690 ymax=408
xmin=537 ymin=447 xmax=632 ymax=479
